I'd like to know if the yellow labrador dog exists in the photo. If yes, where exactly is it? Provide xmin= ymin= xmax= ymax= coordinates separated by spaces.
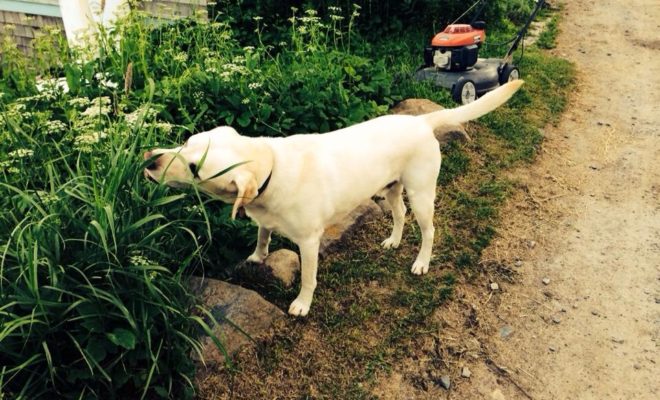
xmin=144 ymin=80 xmax=523 ymax=316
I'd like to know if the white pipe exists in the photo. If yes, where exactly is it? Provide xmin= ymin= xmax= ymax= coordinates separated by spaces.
xmin=58 ymin=0 xmax=95 ymax=48
xmin=101 ymin=0 xmax=130 ymax=27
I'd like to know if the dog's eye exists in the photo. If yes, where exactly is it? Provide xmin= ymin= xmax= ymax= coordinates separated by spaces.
xmin=189 ymin=163 xmax=199 ymax=178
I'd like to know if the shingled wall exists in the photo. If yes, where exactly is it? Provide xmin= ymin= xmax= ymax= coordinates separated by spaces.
xmin=0 ymin=1 xmax=208 ymax=53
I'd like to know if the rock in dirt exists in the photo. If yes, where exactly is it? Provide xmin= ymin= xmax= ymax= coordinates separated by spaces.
xmin=499 ymin=325 xmax=514 ymax=339
xmin=491 ymin=388 xmax=507 ymax=400
xmin=542 ymin=277 xmax=551 ymax=285
xmin=390 ymin=99 xmax=471 ymax=146
xmin=263 ymin=249 xmax=300 ymax=288
xmin=189 ymin=277 xmax=284 ymax=366
xmin=236 ymin=249 xmax=300 ymax=288
xmin=439 ymin=375 xmax=451 ymax=390
xmin=319 ymin=200 xmax=382 ymax=256
xmin=490 ymin=282 xmax=500 ymax=291
xmin=461 ymin=366 xmax=472 ymax=378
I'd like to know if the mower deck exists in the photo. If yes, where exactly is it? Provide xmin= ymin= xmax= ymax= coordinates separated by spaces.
xmin=414 ymin=58 xmax=503 ymax=95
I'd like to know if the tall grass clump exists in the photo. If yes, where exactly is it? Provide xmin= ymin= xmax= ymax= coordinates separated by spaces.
xmin=0 ymin=24 xmax=231 ymax=398
xmin=0 ymin=6 xmax=396 ymax=398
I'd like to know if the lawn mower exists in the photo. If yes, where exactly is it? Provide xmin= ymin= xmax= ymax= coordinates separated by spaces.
xmin=415 ymin=0 xmax=545 ymax=104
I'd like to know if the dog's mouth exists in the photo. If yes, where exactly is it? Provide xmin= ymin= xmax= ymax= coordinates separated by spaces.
xmin=144 ymin=169 xmax=159 ymax=184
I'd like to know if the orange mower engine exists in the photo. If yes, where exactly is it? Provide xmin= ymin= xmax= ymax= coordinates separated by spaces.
xmin=424 ymin=22 xmax=486 ymax=71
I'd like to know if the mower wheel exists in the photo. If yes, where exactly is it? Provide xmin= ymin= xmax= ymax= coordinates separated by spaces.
xmin=499 ymin=64 xmax=520 ymax=84
xmin=452 ymin=78 xmax=477 ymax=105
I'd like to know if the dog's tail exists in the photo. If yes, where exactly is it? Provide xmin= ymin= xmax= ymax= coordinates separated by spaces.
xmin=420 ymin=80 xmax=524 ymax=128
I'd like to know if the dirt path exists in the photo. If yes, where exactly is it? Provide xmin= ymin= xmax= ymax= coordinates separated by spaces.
xmin=451 ymin=0 xmax=660 ymax=399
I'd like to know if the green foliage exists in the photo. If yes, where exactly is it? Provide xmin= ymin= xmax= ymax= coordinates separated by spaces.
xmin=0 ymin=1 xmax=574 ymax=398
xmin=0 ymin=83 xmax=217 ymax=397
xmin=536 ymin=15 xmax=560 ymax=49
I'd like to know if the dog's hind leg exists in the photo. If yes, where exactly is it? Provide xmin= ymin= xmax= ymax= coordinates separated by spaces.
xmin=247 ymin=226 xmax=271 ymax=263
xmin=381 ymin=182 xmax=406 ymax=249
xmin=288 ymin=234 xmax=322 ymax=317
xmin=403 ymin=147 xmax=440 ymax=275
xmin=407 ymin=186 xmax=436 ymax=275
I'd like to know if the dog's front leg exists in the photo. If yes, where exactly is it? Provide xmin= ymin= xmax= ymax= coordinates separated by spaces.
xmin=288 ymin=236 xmax=321 ymax=317
xmin=246 ymin=226 xmax=271 ymax=263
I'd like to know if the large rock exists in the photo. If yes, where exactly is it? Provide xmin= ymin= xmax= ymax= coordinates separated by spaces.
xmin=390 ymin=98 xmax=471 ymax=146
xmin=319 ymin=199 xmax=383 ymax=257
xmin=263 ymin=249 xmax=300 ymax=287
xmin=189 ymin=277 xmax=284 ymax=366
xmin=237 ymin=249 xmax=300 ymax=288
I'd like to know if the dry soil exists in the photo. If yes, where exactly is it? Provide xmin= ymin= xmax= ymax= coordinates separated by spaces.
xmin=450 ymin=0 xmax=660 ymax=398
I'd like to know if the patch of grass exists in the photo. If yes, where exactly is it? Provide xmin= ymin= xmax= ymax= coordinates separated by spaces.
xmin=536 ymin=15 xmax=560 ymax=49
xmin=201 ymin=26 xmax=575 ymax=400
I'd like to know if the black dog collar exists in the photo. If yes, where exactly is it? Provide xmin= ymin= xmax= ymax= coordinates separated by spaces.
xmin=255 ymin=170 xmax=272 ymax=199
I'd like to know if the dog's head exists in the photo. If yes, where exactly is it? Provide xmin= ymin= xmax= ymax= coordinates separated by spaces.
xmin=144 ymin=127 xmax=272 ymax=219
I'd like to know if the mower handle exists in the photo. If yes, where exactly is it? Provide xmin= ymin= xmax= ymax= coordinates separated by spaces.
xmin=501 ymin=0 xmax=546 ymax=67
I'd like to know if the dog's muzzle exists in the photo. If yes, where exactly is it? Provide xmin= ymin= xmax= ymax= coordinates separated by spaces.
xmin=144 ymin=151 xmax=159 ymax=171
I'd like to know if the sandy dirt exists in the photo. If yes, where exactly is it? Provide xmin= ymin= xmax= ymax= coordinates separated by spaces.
xmin=447 ymin=0 xmax=660 ymax=399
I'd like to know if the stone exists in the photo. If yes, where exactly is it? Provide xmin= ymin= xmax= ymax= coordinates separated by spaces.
xmin=263 ymin=249 xmax=300 ymax=288
xmin=542 ymin=277 xmax=551 ymax=285
xmin=439 ymin=375 xmax=451 ymax=390
xmin=490 ymin=282 xmax=500 ymax=291
xmin=491 ymin=388 xmax=506 ymax=400
xmin=499 ymin=325 xmax=514 ymax=339
xmin=461 ymin=366 xmax=472 ymax=378
xmin=319 ymin=199 xmax=382 ymax=256
xmin=189 ymin=277 xmax=284 ymax=366
xmin=237 ymin=249 xmax=300 ymax=288
xmin=514 ymin=260 xmax=523 ymax=267
xmin=552 ymin=317 xmax=561 ymax=324
xmin=389 ymin=99 xmax=471 ymax=146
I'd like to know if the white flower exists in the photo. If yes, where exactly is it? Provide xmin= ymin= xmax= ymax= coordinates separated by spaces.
xmin=35 ymin=77 xmax=69 ymax=95
xmin=173 ymin=52 xmax=188 ymax=63
xmin=35 ymin=190 xmax=58 ymax=205
xmin=253 ymin=16 xmax=263 ymax=21
xmin=153 ymin=122 xmax=174 ymax=134
xmin=81 ymin=97 xmax=111 ymax=117
xmin=69 ymin=97 xmax=91 ymax=108
xmin=241 ymin=98 xmax=250 ymax=105
xmin=248 ymin=82 xmax=262 ymax=90
xmin=74 ymin=131 xmax=107 ymax=152
xmin=100 ymin=79 xmax=118 ymax=89
xmin=8 ymin=148 xmax=33 ymax=158
xmin=45 ymin=120 xmax=67 ymax=135
xmin=124 ymin=104 xmax=159 ymax=128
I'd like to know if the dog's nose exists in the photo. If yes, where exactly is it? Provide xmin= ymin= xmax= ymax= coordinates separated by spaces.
xmin=144 ymin=151 xmax=158 ymax=170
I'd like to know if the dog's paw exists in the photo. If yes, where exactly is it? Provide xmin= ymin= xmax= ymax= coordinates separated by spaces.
xmin=381 ymin=236 xmax=400 ymax=249
xmin=410 ymin=261 xmax=429 ymax=275
xmin=246 ymin=252 xmax=266 ymax=264
xmin=288 ymin=298 xmax=311 ymax=317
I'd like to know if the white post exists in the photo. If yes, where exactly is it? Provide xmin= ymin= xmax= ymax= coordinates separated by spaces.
xmin=58 ymin=0 xmax=130 ymax=50
xmin=101 ymin=0 xmax=131 ymax=27
xmin=58 ymin=0 xmax=95 ymax=48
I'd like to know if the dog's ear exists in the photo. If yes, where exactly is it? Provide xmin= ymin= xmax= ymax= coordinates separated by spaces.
xmin=231 ymin=172 xmax=258 ymax=220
